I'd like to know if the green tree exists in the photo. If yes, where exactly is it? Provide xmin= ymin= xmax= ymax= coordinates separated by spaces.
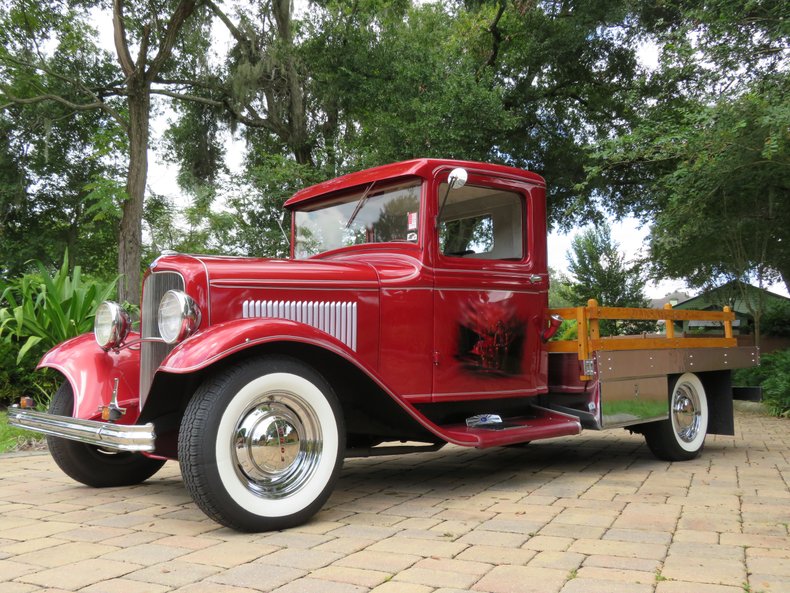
xmin=0 ymin=110 xmax=121 ymax=280
xmin=1 ymin=0 xmax=206 ymax=304
xmin=560 ymin=223 xmax=651 ymax=336
xmin=476 ymin=0 xmax=646 ymax=228
xmin=186 ymin=0 xmax=652 ymax=257
xmin=584 ymin=1 xmax=789 ymax=293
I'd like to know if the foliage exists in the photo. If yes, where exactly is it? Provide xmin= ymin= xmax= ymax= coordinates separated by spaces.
xmin=0 ymin=0 xmax=212 ymax=304
xmin=584 ymin=1 xmax=790 ymax=293
xmin=732 ymin=359 xmax=773 ymax=389
xmin=762 ymin=300 xmax=790 ymax=338
xmin=230 ymin=155 xmax=326 ymax=258
xmin=0 ymin=338 xmax=55 ymax=408
xmin=733 ymin=349 xmax=790 ymax=418
xmin=486 ymin=0 xmax=646 ymax=228
xmin=549 ymin=267 xmax=574 ymax=309
xmin=559 ymin=223 xmax=653 ymax=336
xmin=735 ymin=349 xmax=790 ymax=418
xmin=1 ymin=0 xmax=787 ymax=301
xmin=0 ymin=252 xmax=118 ymax=364
xmin=165 ymin=0 xmax=653 ymax=254
xmin=649 ymin=76 xmax=788 ymax=292
xmin=0 ymin=52 xmax=122 ymax=282
xmin=763 ymin=350 xmax=790 ymax=418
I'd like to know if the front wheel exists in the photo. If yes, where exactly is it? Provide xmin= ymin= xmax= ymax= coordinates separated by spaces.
xmin=178 ymin=356 xmax=345 ymax=532
xmin=642 ymin=373 xmax=709 ymax=461
xmin=47 ymin=383 xmax=166 ymax=487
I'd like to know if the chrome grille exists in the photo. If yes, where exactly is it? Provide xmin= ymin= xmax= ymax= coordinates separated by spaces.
xmin=140 ymin=271 xmax=184 ymax=407
xmin=243 ymin=300 xmax=357 ymax=351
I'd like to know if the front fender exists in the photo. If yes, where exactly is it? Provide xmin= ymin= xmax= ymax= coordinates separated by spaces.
xmin=38 ymin=333 xmax=142 ymax=422
xmin=159 ymin=318 xmax=357 ymax=374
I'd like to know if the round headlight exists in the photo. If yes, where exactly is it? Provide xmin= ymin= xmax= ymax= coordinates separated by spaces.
xmin=94 ymin=301 xmax=131 ymax=350
xmin=158 ymin=290 xmax=201 ymax=344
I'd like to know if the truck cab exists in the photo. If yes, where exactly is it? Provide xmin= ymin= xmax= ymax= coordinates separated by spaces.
xmin=9 ymin=159 xmax=758 ymax=532
xmin=287 ymin=159 xmax=550 ymax=405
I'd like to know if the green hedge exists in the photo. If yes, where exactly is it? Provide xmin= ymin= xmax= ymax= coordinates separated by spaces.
xmin=734 ymin=348 xmax=790 ymax=418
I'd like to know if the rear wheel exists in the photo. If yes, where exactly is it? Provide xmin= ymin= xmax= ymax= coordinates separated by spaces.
xmin=178 ymin=356 xmax=345 ymax=532
xmin=642 ymin=373 xmax=708 ymax=461
xmin=47 ymin=383 xmax=166 ymax=487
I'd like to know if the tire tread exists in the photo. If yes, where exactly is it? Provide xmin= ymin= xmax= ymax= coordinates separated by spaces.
xmin=47 ymin=383 xmax=165 ymax=487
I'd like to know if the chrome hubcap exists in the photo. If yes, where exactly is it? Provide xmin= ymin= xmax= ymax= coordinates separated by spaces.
xmin=232 ymin=392 xmax=322 ymax=499
xmin=672 ymin=383 xmax=701 ymax=443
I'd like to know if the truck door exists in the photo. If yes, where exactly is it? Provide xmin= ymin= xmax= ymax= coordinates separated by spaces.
xmin=431 ymin=170 xmax=548 ymax=402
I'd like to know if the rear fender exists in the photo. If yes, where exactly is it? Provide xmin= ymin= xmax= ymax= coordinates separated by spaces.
xmin=37 ymin=333 xmax=141 ymax=422
xmin=159 ymin=318 xmax=358 ymax=374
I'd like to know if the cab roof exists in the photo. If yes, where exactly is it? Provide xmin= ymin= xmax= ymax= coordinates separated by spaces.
xmin=283 ymin=158 xmax=545 ymax=210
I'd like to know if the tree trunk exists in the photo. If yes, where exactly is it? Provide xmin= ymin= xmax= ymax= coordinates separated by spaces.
xmin=112 ymin=0 xmax=197 ymax=306
xmin=118 ymin=79 xmax=150 ymax=306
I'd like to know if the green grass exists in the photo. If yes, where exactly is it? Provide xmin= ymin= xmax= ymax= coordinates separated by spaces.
xmin=0 ymin=410 xmax=44 ymax=453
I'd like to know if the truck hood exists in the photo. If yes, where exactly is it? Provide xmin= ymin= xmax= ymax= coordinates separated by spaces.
xmin=196 ymin=255 xmax=380 ymax=289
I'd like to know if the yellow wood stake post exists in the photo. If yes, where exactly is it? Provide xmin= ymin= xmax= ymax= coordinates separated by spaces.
xmin=664 ymin=303 xmax=675 ymax=339
xmin=588 ymin=298 xmax=601 ymax=342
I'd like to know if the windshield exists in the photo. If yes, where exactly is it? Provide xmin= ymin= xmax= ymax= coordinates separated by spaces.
xmin=294 ymin=179 xmax=422 ymax=258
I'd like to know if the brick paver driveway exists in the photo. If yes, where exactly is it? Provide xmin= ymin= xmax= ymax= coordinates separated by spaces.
xmin=1 ymin=403 xmax=788 ymax=593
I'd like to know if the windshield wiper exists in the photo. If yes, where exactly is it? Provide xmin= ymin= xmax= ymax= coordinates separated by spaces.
xmin=345 ymin=181 xmax=375 ymax=229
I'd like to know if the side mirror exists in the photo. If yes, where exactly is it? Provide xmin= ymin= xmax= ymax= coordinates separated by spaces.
xmin=447 ymin=168 xmax=468 ymax=189
xmin=437 ymin=168 xmax=468 ymax=228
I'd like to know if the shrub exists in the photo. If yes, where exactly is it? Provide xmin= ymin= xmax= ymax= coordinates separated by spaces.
xmin=733 ymin=348 xmax=790 ymax=418
xmin=0 ymin=252 xmax=118 ymax=363
xmin=762 ymin=350 xmax=790 ymax=418
xmin=0 ymin=253 xmax=117 ymax=406
xmin=763 ymin=301 xmax=790 ymax=337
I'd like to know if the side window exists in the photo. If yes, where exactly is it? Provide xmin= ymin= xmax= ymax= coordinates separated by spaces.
xmin=438 ymin=184 xmax=524 ymax=260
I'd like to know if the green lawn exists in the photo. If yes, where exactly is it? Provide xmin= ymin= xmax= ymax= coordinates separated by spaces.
xmin=0 ymin=410 xmax=44 ymax=453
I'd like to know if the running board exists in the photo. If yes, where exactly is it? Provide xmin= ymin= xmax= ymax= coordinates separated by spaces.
xmin=437 ymin=405 xmax=581 ymax=449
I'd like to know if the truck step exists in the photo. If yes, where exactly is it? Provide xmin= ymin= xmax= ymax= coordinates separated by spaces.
xmin=437 ymin=405 xmax=581 ymax=449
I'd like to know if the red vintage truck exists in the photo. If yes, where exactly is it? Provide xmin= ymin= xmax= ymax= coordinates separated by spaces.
xmin=10 ymin=159 xmax=758 ymax=532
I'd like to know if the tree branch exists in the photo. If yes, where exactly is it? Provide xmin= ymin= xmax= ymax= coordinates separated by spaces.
xmin=0 ymin=56 xmax=127 ymax=127
xmin=113 ymin=0 xmax=136 ymax=76
xmin=149 ymin=88 xmax=283 ymax=134
xmin=150 ymin=88 xmax=224 ymax=107
xmin=483 ymin=0 xmax=507 ymax=70
xmin=2 ymin=92 xmax=106 ymax=112
xmin=147 ymin=0 xmax=198 ymax=81
xmin=204 ymin=0 xmax=246 ymax=44
xmin=137 ymin=24 xmax=150 ymax=76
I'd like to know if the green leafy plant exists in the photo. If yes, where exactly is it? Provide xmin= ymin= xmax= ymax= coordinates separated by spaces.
xmin=0 ymin=252 xmax=119 ymax=364
xmin=762 ymin=350 xmax=790 ymax=418
xmin=734 ymin=348 xmax=790 ymax=418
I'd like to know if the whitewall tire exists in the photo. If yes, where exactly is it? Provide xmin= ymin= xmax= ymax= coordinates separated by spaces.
xmin=179 ymin=356 xmax=345 ymax=531
xmin=643 ymin=372 xmax=709 ymax=461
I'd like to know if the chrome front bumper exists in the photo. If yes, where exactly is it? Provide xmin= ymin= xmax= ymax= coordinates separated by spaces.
xmin=7 ymin=407 xmax=156 ymax=452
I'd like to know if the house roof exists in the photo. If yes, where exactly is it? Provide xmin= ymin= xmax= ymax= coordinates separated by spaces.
xmin=650 ymin=291 xmax=693 ymax=310
xmin=673 ymin=280 xmax=790 ymax=317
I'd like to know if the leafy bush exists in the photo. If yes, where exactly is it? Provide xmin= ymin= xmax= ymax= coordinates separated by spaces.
xmin=733 ymin=348 xmax=790 ymax=418
xmin=763 ymin=301 xmax=790 ymax=337
xmin=0 ymin=253 xmax=118 ymax=363
xmin=0 ymin=253 xmax=117 ymax=407
xmin=762 ymin=350 xmax=790 ymax=418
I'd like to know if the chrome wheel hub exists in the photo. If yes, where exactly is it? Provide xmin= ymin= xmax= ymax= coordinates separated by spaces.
xmin=232 ymin=392 xmax=322 ymax=499
xmin=672 ymin=383 xmax=701 ymax=443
